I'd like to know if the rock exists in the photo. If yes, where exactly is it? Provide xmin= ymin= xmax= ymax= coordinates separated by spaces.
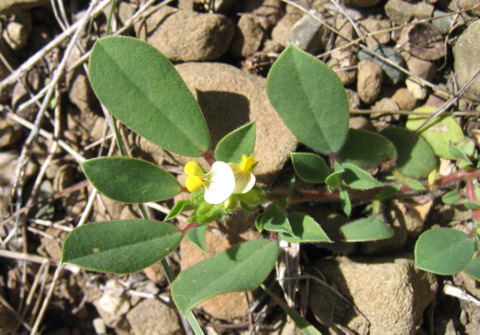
xmin=126 ymin=299 xmax=182 ymax=335
xmin=385 ymin=0 xmax=434 ymax=25
xmin=271 ymin=12 xmax=302 ymax=47
xmin=372 ymin=97 xmax=399 ymax=112
xmin=453 ymin=20 xmax=480 ymax=100
xmin=345 ymin=88 xmax=361 ymax=110
xmin=392 ymin=87 xmax=417 ymax=110
xmin=406 ymin=78 xmax=428 ymax=100
xmin=359 ymin=17 xmax=391 ymax=46
xmin=230 ymin=14 xmax=264 ymax=58
xmin=251 ymin=0 xmax=283 ymax=31
xmin=309 ymin=255 xmax=437 ymax=334
xmin=327 ymin=49 xmax=357 ymax=86
xmin=343 ymin=0 xmax=381 ymax=7
xmin=289 ymin=10 xmax=330 ymax=54
xmin=401 ymin=51 xmax=436 ymax=81
xmin=432 ymin=10 xmax=465 ymax=34
xmin=333 ymin=17 xmax=357 ymax=49
xmin=357 ymin=60 xmax=383 ymax=104
xmin=397 ymin=23 xmax=445 ymax=61
xmin=170 ymin=62 xmax=298 ymax=187
xmin=358 ymin=45 xmax=404 ymax=85
xmin=3 ymin=13 xmax=32 ymax=51
xmin=0 ymin=113 xmax=22 ymax=148
xmin=0 ymin=0 xmax=49 ymax=15
xmin=349 ymin=116 xmax=369 ymax=129
xmin=138 ymin=8 xmax=234 ymax=62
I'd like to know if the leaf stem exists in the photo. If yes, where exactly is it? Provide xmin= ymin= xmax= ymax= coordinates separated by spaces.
xmin=202 ymin=151 xmax=215 ymax=166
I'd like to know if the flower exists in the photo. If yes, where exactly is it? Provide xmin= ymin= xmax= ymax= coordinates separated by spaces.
xmin=185 ymin=161 xmax=235 ymax=205
xmin=229 ymin=155 xmax=256 ymax=194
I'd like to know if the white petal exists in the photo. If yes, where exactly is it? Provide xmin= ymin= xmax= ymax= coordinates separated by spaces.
xmin=233 ymin=173 xmax=256 ymax=194
xmin=204 ymin=162 xmax=235 ymax=204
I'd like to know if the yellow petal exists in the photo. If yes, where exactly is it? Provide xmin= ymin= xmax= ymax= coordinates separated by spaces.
xmin=185 ymin=161 xmax=204 ymax=176
xmin=241 ymin=155 xmax=256 ymax=173
xmin=185 ymin=175 xmax=205 ymax=192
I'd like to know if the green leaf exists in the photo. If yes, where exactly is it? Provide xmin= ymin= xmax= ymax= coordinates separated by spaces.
xmin=415 ymin=228 xmax=475 ymax=275
xmin=256 ymin=205 xmax=293 ymax=235
xmin=214 ymin=121 xmax=256 ymax=163
xmin=279 ymin=213 xmax=332 ymax=243
xmin=325 ymin=163 xmax=344 ymax=191
xmin=404 ymin=177 xmax=426 ymax=191
xmin=291 ymin=152 xmax=329 ymax=183
xmin=337 ymin=129 xmax=397 ymax=169
xmin=266 ymin=45 xmax=349 ymax=154
xmin=464 ymin=257 xmax=480 ymax=281
xmin=340 ymin=216 xmax=394 ymax=242
xmin=88 ymin=36 xmax=209 ymax=156
xmin=406 ymin=107 xmax=464 ymax=160
xmin=339 ymin=187 xmax=351 ymax=217
xmin=464 ymin=201 xmax=480 ymax=210
xmin=171 ymin=239 xmax=279 ymax=315
xmin=82 ymin=157 xmax=181 ymax=203
xmin=449 ymin=145 xmax=473 ymax=168
xmin=186 ymin=225 xmax=208 ymax=253
xmin=377 ymin=184 xmax=401 ymax=200
xmin=442 ymin=191 xmax=460 ymax=205
xmin=341 ymin=163 xmax=382 ymax=190
xmin=61 ymin=220 xmax=183 ymax=274
xmin=165 ymin=200 xmax=195 ymax=221
xmin=380 ymin=127 xmax=437 ymax=179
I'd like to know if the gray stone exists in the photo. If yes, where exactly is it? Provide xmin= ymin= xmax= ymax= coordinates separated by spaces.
xmin=397 ymin=23 xmax=444 ymax=61
xmin=310 ymin=255 xmax=437 ymax=334
xmin=453 ymin=20 xmax=480 ymax=100
xmin=358 ymin=45 xmax=405 ymax=85
xmin=327 ymin=49 xmax=357 ymax=86
xmin=3 ymin=13 xmax=32 ymax=51
xmin=230 ymin=14 xmax=264 ymax=58
xmin=138 ymin=9 xmax=234 ymax=62
xmin=385 ymin=0 xmax=434 ymax=25
xmin=126 ymin=299 xmax=182 ymax=335
xmin=432 ymin=10 xmax=465 ymax=34
xmin=289 ymin=10 xmax=330 ymax=54
xmin=401 ymin=51 xmax=436 ymax=81
xmin=359 ymin=17 xmax=391 ymax=47
xmin=357 ymin=60 xmax=383 ymax=104
xmin=0 ymin=0 xmax=49 ymax=15
xmin=271 ymin=13 xmax=301 ymax=47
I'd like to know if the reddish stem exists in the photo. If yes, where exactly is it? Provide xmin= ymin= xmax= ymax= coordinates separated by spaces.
xmin=466 ymin=179 xmax=480 ymax=222
xmin=202 ymin=151 xmax=215 ymax=166
xmin=180 ymin=222 xmax=199 ymax=234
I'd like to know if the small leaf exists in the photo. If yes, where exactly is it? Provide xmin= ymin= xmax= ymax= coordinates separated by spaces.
xmin=341 ymin=163 xmax=382 ymax=190
xmin=325 ymin=163 xmax=344 ymax=191
xmin=337 ymin=129 xmax=397 ymax=169
xmin=267 ymin=45 xmax=349 ymax=154
xmin=377 ymin=185 xmax=401 ymax=200
xmin=380 ymin=127 xmax=437 ymax=179
xmin=82 ymin=157 xmax=181 ymax=203
xmin=464 ymin=257 xmax=480 ymax=281
xmin=340 ymin=216 xmax=394 ymax=242
xmin=291 ymin=152 xmax=329 ymax=183
xmin=186 ymin=225 xmax=208 ymax=253
xmin=449 ymin=145 xmax=473 ymax=168
xmin=442 ymin=191 xmax=460 ymax=205
xmin=464 ymin=201 xmax=480 ymax=210
xmin=89 ymin=36 xmax=209 ymax=156
xmin=165 ymin=200 xmax=195 ymax=221
xmin=404 ymin=177 xmax=425 ymax=191
xmin=62 ymin=220 xmax=183 ymax=274
xmin=215 ymin=121 xmax=256 ymax=163
xmin=257 ymin=205 xmax=293 ymax=235
xmin=415 ymin=228 xmax=475 ymax=275
xmin=406 ymin=107 xmax=464 ymax=160
xmin=339 ymin=187 xmax=351 ymax=217
xmin=171 ymin=239 xmax=279 ymax=315
xmin=279 ymin=213 xmax=331 ymax=243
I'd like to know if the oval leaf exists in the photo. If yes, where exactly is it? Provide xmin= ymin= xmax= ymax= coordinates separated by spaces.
xmin=464 ymin=257 xmax=480 ymax=281
xmin=291 ymin=152 xmax=329 ymax=183
xmin=61 ymin=220 xmax=183 ymax=274
xmin=256 ymin=204 xmax=293 ymax=235
xmin=215 ymin=121 xmax=256 ymax=163
xmin=279 ymin=213 xmax=331 ymax=243
xmin=171 ymin=239 xmax=279 ymax=314
xmin=406 ymin=107 xmax=464 ymax=160
xmin=337 ymin=129 xmax=397 ymax=169
xmin=82 ymin=157 xmax=181 ymax=203
xmin=340 ymin=216 xmax=394 ymax=242
xmin=89 ymin=36 xmax=210 ymax=156
xmin=415 ymin=228 xmax=475 ymax=275
xmin=380 ymin=127 xmax=437 ymax=179
xmin=267 ymin=45 xmax=349 ymax=154
xmin=185 ymin=225 xmax=208 ymax=253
